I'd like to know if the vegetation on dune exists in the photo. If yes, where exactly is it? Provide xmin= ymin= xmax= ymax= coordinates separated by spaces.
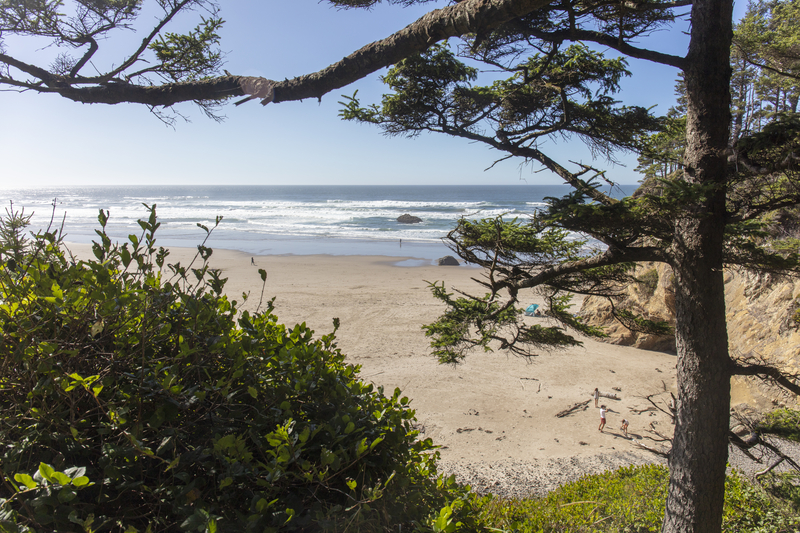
xmin=474 ymin=464 xmax=800 ymax=533
xmin=0 ymin=205 xmax=478 ymax=532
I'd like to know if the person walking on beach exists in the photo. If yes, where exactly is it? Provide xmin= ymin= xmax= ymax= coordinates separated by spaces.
xmin=599 ymin=405 xmax=607 ymax=432
xmin=621 ymin=419 xmax=629 ymax=438
xmin=593 ymin=387 xmax=600 ymax=408
xmin=251 ymin=257 xmax=255 ymax=266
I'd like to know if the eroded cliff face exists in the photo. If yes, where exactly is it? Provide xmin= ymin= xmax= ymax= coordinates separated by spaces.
xmin=725 ymin=270 xmax=800 ymax=407
xmin=580 ymin=265 xmax=800 ymax=406
xmin=579 ymin=262 xmax=677 ymax=353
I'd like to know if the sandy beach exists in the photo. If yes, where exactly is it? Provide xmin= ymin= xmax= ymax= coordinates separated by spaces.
xmin=65 ymin=242 xmax=690 ymax=495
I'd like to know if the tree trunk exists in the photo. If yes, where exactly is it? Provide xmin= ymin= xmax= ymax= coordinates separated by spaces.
xmin=661 ymin=0 xmax=733 ymax=531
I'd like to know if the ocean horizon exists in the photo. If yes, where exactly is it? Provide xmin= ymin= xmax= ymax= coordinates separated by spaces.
xmin=1 ymin=184 xmax=637 ymax=262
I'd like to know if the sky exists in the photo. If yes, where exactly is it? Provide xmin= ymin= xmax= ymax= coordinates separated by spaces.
xmin=0 ymin=0 xmax=751 ymax=187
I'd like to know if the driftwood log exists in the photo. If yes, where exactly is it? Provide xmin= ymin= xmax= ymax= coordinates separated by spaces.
xmin=556 ymin=400 xmax=590 ymax=418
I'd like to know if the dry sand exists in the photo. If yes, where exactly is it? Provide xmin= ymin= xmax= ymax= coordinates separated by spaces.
xmin=68 ymin=243 xmax=683 ymax=497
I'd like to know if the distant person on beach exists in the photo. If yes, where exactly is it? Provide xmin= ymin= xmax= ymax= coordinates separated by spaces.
xmin=621 ymin=419 xmax=629 ymax=438
xmin=251 ymin=257 xmax=255 ymax=266
xmin=599 ymin=405 xmax=607 ymax=432
xmin=594 ymin=387 xmax=600 ymax=407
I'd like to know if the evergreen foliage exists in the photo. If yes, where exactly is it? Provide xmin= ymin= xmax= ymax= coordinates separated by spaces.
xmin=339 ymin=13 xmax=800 ymax=363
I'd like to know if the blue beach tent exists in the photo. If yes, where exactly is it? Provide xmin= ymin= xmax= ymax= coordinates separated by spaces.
xmin=524 ymin=304 xmax=539 ymax=316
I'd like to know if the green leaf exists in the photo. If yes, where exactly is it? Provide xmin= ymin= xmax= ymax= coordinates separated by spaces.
xmin=255 ymin=498 xmax=269 ymax=513
xmin=57 ymin=486 xmax=77 ymax=503
xmin=179 ymin=510 xmax=207 ymax=531
xmin=71 ymin=476 xmax=90 ymax=487
xmin=13 ymin=473 xmax=37 ymax=490
xmin=51 ymin=472 xmax=71 ymax=485
xmin=38 ymin=463 xmax=56 ymax=484
xmin=166 ymin=456 xmax=181 ymax=472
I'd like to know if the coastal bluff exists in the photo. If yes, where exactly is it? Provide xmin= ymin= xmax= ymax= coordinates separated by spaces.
xmin=580 ymin=263 xmax=800 ymax=407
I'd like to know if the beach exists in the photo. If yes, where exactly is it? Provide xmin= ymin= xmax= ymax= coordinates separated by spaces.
xmin=66 ymin=242 xmax=685 ymax=496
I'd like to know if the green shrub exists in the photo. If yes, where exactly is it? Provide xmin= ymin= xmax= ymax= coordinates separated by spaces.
xmin=474 ymin=464 xmax=800 ymax=533
xmin=758 ymin=472 xmax=800 ymax=511
xmin=0 ymin=206 xmax=475 ymax=532
xmin=756 ymin=408 xmax=800 ymax=442
xmin=636 ymin=268 xmax=660 ymax=298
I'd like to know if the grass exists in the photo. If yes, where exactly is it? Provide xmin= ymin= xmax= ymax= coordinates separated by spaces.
xmin=471 ymin=464 xmax=800 ymax=532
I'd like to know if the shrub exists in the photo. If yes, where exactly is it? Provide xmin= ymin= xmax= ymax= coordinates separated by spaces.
xmin=636 ymin=268 xmax=660 ymax=298
xmin=0 ymin=206 xmax=474 ymax=532
xmin=756 ymin=408 xmax=800 ymax=442
xmin=474 ymin=464 xmax=800 ymax=532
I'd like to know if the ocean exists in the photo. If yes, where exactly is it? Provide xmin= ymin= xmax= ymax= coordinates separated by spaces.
xmin=0 ymin=185 xmax=636 ymax=262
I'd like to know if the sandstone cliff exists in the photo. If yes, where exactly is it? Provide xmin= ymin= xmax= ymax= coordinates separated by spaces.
xmin=580 ymin=265 xmax=800 ymax=406
xmin=579 ymin=262 xmax=677 ymax=353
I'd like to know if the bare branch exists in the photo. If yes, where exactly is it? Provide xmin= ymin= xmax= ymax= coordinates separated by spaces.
xmin=733 ymin=357 xmax=800 ymax=398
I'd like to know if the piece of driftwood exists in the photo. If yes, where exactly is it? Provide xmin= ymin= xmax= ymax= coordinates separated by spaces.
xmin=756 ymin=457 xmax=785 ymax=478
xmin=556 ymin=399 xmax=590 ymax=418
xmin=599 ymin=392 xmax=621 ymax=400
xmin=633 ymin=440 xmax=670 ymax=458
xmin=519 ymin=377 xmax=539 ymax=390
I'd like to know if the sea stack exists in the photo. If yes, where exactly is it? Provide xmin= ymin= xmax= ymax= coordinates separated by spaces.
xmin=397 ymin=214 xmax=422 ymax=224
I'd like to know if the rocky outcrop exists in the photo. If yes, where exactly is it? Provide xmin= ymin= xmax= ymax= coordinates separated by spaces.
xmin=580 ymin=264 xmax=800 ymax=406
xmin=437 ymin=255 xmax=460 ymax=266
xmin=397 ymin=214 xmax=422 ymax=224
xmin=580 ymin=262 xmax=677 ymax=352
xmin=725 ymin=270 xmax=800 ymax=407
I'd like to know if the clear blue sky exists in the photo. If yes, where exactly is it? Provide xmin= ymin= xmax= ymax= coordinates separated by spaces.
xmin=0 ymin=1 xmax=750 ymax=187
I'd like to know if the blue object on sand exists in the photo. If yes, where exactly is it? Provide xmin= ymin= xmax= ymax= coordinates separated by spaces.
xmin=524 ymin=304 xmax=539 ymax=316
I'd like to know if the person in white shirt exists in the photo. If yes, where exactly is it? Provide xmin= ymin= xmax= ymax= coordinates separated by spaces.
xmin=599 ymin=405 xmax=607 ymax=432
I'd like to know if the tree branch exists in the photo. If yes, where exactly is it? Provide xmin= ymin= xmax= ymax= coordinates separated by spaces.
xmin=527 ymin=28 xmax=686 ymax=70
xmin=271 ymin=0 xmax=558 ymax=104
xmin=513 ymin=245 xmax=666 ymax=290
xmin=0 ymin=0 xmax=576 ymax=107
xmin=107 ymin=0 xmax=197 ymax=82
xmin=733 ymin=362 xmax=800 ymax=397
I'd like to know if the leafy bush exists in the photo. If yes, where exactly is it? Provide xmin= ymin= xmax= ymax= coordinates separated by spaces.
xmin=0 ymin=207 xmax=475 ymax=532
xmin=636 ymin=268 xmax=660 ymax=298
xmin=474 ymin=464 xmax=800 ymax=532
xmin=758 ymin=472 xmax=800 ymax=512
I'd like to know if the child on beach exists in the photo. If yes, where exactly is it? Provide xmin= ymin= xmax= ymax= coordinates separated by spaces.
xmin=621 ymin=419 xmax=629 ymax=438
xmin=593 ymin=387 xmax=600 ymax=407
xmin=599 ymin=405 xmax=607 ymax=432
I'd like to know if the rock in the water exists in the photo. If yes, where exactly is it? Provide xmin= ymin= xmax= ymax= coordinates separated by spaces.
xmin=437 ymin=256 xmax=459 ymax=266
xmin=397 ymin=214 xmax=423 ymax=224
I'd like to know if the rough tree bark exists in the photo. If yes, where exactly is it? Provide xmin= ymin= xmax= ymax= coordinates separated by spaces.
xmin=662 ymin=0 xmax=734 ymax=530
